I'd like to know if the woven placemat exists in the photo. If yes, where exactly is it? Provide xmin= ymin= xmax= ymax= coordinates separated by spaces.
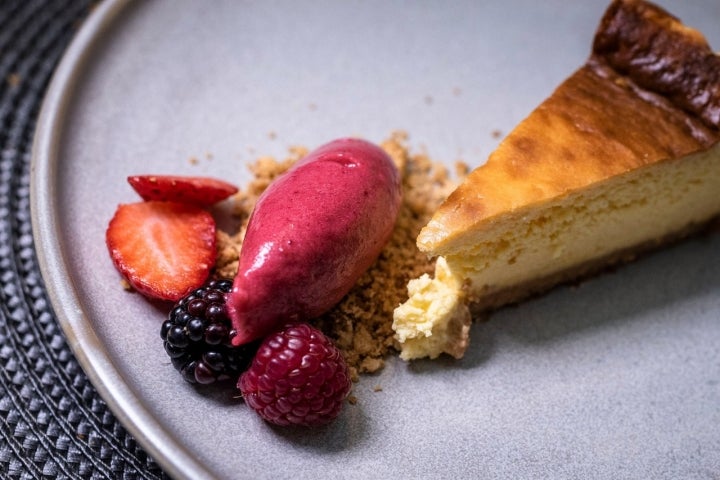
xmin=0 ymin=1 xmax=169 ymax=478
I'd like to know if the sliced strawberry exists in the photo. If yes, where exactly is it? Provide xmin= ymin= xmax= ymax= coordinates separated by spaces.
xmin=127 ymin=175 xmax=239 ymax=207
xmin=106 ymin=201 xmax=217 ymax=301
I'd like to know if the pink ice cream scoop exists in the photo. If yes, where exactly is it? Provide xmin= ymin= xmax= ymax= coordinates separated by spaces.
xmin=227 ymin=138 xmax=402 ymax=346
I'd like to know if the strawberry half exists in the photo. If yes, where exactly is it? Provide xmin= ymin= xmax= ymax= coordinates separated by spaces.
xmin=127 ymin=175 xmax=239 ymax=207
xmin=106 ymin=201 xmax=217 ymax=301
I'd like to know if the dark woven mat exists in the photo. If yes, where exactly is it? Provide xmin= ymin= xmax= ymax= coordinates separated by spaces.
xmin=0 ymin=1 xmax=170 ymax=478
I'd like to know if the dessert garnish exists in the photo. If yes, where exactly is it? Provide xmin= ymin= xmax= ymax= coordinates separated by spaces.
xmin=106 ymin=139 xmax=403 ymax=427
xmin=227 ymin=138 xmax=402 ymax=346
xmin=106 ymin=200 xmax=216 ymax=301
xmin=160 ymin=279 xmax=258 ymax=385
xmin=128 ymin=174 xmax=239 ymax=207
xmin=239 ymin=323 xmax=351 ymax=427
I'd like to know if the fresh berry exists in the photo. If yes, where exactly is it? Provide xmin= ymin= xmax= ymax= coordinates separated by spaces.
xmin=128 ymin=174 xmax=239 ymax=207
xmin=238 ymin=323 xmax=351 ymax=427
xmin=106 ymin=201 xmax=216 ymax=301
xmin=161 ymin=279 xmax=257 ymax=384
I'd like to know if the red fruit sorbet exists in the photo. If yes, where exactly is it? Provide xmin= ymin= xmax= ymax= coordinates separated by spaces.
xmin=238 ymin=323 xmax=352 ymax=427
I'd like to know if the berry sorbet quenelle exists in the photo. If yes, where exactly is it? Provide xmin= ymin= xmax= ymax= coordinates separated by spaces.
xmin=227 ymin=138 xmax=403 ymax=346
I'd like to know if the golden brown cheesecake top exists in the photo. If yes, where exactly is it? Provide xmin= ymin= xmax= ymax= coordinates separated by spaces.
xmin=418 ymin=0 xmax=720 ymax=255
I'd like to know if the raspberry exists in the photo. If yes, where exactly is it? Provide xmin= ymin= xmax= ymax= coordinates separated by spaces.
xmin=238 ymin=323 xmax=352 ymax=426
xmin=161 ymin=279 xmax=257 ymax=384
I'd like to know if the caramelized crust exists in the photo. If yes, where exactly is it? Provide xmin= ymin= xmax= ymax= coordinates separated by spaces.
xmin=418 ymin=0 xmax=720 ymax=255
xmin=594 ymin=0 xmax=720 ymax=128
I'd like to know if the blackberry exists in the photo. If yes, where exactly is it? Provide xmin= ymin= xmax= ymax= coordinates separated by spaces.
xmin=161 ymin=279 xmax=257 ymax=384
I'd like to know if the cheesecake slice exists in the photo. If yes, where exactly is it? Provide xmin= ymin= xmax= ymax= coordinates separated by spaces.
xmin=393 ymin=0 xmax=720 ymax=360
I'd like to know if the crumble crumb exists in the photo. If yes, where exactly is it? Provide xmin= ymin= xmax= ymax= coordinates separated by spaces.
xmin=214 ymin=131 xmax=464 ymax=376
xmin=455 ymin=161 xmax=469 ymax=177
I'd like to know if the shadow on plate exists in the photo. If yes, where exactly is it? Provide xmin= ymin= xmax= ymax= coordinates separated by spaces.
xmin=265 ymin=402 xmax=370 ymax=453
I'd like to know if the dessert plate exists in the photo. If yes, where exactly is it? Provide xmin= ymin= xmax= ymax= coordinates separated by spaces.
xmin=32 ymin=1 xmax=720 ymax=478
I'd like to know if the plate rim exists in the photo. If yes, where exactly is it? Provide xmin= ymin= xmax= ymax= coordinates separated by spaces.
xmin=30 ymin=1 xmax=212 ymax=478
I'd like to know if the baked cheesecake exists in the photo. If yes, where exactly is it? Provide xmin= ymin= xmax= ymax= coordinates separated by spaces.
xmin=393 ymin=0 xmax=720 ymax=360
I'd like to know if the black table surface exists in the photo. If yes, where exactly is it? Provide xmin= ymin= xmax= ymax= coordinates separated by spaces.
xmin=1 ymin=1 xmax=170 ymax=478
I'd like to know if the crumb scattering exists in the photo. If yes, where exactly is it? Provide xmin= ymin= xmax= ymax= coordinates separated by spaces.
xmin=214 ymin=131 xmax=464 ymax=375
xmin=120 ymin=279 xmax=133 ymax=291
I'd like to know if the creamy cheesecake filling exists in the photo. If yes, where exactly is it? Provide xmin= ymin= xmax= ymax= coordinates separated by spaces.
xmin=392 ymin=257 xmax=470 ymax=360
xmin=446 ymin=145 xmax=720 ymax=308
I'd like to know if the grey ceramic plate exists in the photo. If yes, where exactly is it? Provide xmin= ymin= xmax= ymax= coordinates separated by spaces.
xmin=31 ymin=1 xmax=720 ymax=479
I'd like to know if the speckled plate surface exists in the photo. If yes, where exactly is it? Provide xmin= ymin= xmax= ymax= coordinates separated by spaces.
xmin=31 ymin=1 xmax=720 ymax=478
